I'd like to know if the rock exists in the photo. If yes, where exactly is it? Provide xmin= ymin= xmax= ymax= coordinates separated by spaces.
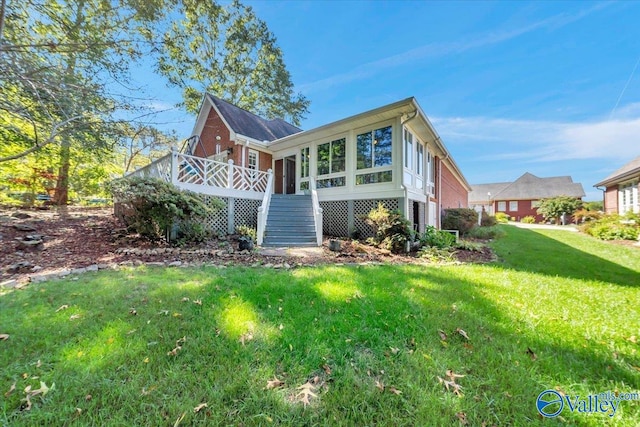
xmin=1 ymin=279 xmax=19 ymax=288
xmin=263 ymin=263 xmax=274 ymax=268
xmin=31 ymin=265 xmax=43 ymax=272
xmin=13 ymin=224 xmax=37 ymax=232
xmin=86 ymin=264 xmax=99 ymax=272
xmin=146 ymin=262 xmax=165 ymax=267
xmin=71 ymin=267 xmax=87 ymax=275
xmin=7 ymin=261 xmax=33 ymax=273
xmin=273 ymin=263 xmax=284 ymax=269
xmin=24 ymin=234 xmax=44 ymax=241
xmin=97 ymin=264 xmax=110 ymax=270
xmin=16 ymin=239 xmax=44 ymax=250
xmin=283 ymin=262 xmax=292 ymax=269
xmin=168 ymin=261 xmax=182 ymax=267
xmin=11 ymin=212 xmax=31 ymax=219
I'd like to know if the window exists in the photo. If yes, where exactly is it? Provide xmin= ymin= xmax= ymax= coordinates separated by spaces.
xmin=619 ymin=181 xmax=639 ymax=214
xmin=404 ymin=129 xmax=413 ymax=169
xmin=416 ymin=143 xmax=424 ymax=175
xmin=509 ymin=201 xmax=518 ymax=211
xmin=426 ymin=151 xmax=435 ymax=194
xmin=497 ymin=201 xmax=506 ymax=211
xmin=356 ymin=171 xmax=392 ymax=185
xmin=248 ymin=150 xmax=258 ymax=170
xmin=357 ymin=125 xmax=392 ymax=169
xmin=317 ymin=177 xmax=346 ymax=188
xmin=317 ymin=138 xmax=345 ymax=176
xmin=300 ymin=147 xmax=309 ymax=178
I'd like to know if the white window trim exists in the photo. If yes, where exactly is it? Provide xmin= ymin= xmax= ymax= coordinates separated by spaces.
xmin=248 ymin=149 xmax=259 ymax=170
xmin=354 ymin=121 xmax=394 ymax=172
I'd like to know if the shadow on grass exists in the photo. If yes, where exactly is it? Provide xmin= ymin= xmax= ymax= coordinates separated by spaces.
xmin=2 ymin=263 xmax=637 ymax=426
xmin=490 ymin=225 xmax=640 ymax=287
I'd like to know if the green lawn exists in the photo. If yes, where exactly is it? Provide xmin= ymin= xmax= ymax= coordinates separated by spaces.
xmin=1 ymin=226 xmax=639 ymax=426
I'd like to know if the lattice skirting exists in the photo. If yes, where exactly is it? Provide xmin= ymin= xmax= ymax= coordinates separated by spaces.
xmin=319 ymin=198 xmax=401 ymax=238
xmin=199 ymin=196 xmax=260 ymax=235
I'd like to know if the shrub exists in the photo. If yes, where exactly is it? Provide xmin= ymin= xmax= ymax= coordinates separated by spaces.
xmin=236 ymin=225 xmax=257 ymax=242
xmin=481 ymin=211 xmax=497 ymax=227
xmin=109 ymin=177 xmax=222 ymax=242
xmin=580 ymin=214 xmax=639 ymax=241
xmin=455 ymin=239 xmax=484 ymax=252
xmin=536 ymin=196 xmax=582 ymax=224
xmin=495 ymin=212 xmax=510 ymax=223
xmin=573 ymin=208 xmax=602 ymax=223
xmin=521 ymin=215 xmax=536 ymax=224
xmin=467 ymin=225 xmax=505 ymax=240
xmin=442 ymin=208 xmax=478 ymax=235
xmin=419 ymin=226 xmax=456 ymax=249
xmin=361 ymin=203 xmax=412 ymax=253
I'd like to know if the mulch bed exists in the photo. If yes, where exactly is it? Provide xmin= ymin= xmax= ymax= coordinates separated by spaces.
xmin=0 ymin=207 xmax=495 ymax=287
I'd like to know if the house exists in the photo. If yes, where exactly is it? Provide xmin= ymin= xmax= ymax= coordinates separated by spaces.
xmin=131 ymin=95 xmax=471 ymax=246
xmin=594 ymin=156 xmax=640 ymax=215
xmin=469 ymin=173 xmax=585 ymax=222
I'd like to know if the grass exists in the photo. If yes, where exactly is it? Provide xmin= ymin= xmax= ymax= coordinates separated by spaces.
xmin=1 ymin=225 xmax=639 ymax=426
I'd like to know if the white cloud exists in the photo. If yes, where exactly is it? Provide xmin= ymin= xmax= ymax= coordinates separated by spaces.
xmin=432 ymin=113 xmax=640 ymax=163
xmin=298 ymin=3 xmax=611 ymax=94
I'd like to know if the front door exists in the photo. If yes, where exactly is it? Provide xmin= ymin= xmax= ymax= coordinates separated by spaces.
xmin=285 ymin=156 xmax=296 ymax=194
xmin=274 ymin=159 xmax=284 ymax=194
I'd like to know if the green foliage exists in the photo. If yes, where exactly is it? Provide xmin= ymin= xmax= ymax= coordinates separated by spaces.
xmin=521 ymin=215 xmax=536 ymax=224
xmin=583 ymin=200 xmax=603 ymax=211
xmin=417 ymin=246 xmax=456 ymax=262
xmin=580 ymin=214 xmax=639 ymax=241
xmin=361 ymin=203 xmax=412 ymax=253
xmin=419 ymin=226 xmax=456 ymax=249
xmin=455 ymin=239 xmax=485 ymax=252
xmin=495 ymin=212 xmax=510 ymax=223
xmin=155 ymin=0 xmax=310 ymax=125
xmin=536 ymin=196 xmax=582 ymax=224
xmin=467 ymin=225 xmax=506 ymax=240
xmin=441 ymin=208 xmax=478 ymax=235
xmin=480 ymin=211 xmax=497 ymax=227
xmin=573 ymin=208 xmax=602 ymax=223
xmin=109 ymin=177 xmax=220 ymax=241
xmin=235 ymin=225 xmax=257 ymax=243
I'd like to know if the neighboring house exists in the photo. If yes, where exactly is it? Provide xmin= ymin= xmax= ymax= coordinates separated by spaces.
xmin=594 ymin=156 xmax=640 ymax=215
xmin=469 ymin=173 xmax=585 ymax=222
xmin=132 ymin=95 xmax=470 ymax=246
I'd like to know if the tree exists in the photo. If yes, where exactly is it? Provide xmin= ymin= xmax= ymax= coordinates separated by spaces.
xmin=155 ymin=0 xmax=310 ymax=125
xmin=0 ymin=0 xmax=165 ymax=204
xmin=536 ymin=196 xmax=583 ymax=225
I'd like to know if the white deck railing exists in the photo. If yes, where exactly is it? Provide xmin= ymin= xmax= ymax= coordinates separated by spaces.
xmin=309 ymin=176 xmax=324 ymax=246
xmin=128 ymin=151 xmax=272 ymax=199
xmin=256 ymin=171 xmax=274 ymax=246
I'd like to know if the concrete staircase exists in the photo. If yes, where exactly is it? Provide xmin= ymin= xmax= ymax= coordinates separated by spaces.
xmin=262 ymin=194 xmax=318 ymax=247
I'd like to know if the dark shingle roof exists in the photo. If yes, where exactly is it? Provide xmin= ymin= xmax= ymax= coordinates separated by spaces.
xmin=209 ymin=94 xmax=302 ymax=142
xmin=594 ymin=155 xmax=640 ymax=187
xmin=470 ymin=173 xmax=585 ymax=202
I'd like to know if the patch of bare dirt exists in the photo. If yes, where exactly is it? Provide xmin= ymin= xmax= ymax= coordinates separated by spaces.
xmin=0 ymin=207 xmax=496 ymax=287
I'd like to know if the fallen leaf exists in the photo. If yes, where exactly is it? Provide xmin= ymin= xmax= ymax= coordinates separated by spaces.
xmin=143 ymin=357 xmax=150 ymax=363
xmin=36 ymin=360 xmax=42 ymax=368
xmin=85 ymin=394 xmax=92 ymax=401
xmin=167 ymin=346 xmax=181 ymax=356
xmin=239 ymin=332 xmax=254 ymax=346
xmin=628 ymin=336 xmax=637 ymax=344
xmin=4 ymin=382 xmax=16 ymax=397
xmin=55 ymin=305 xmax=69 ymax=312
xmin=193 ymin=403 xmax=207 ymax=413
xmin=388 ymin=386 xmax=402 ymax=395
xmin=438 ymin=376 xmax=464 ymax=397
xmin=296 ymin=382 xmax=317 ymax=406
xmin=21 ymin=395 xmax=32 ymax=411
xmin=266 ymin=376 xmax=285 ymax=389
xmin=173 ymin=411 xmax=186 ymax=427
xmin=456 ymin=328 xmax=470 ymax=340
xmin=446 ymin=370 xmax=465 ymax=380
xmin=0 ymin=334 xmax=9 ymax=341
xmin=172 ymin=312 xmax=182 ymax=318
xmin=438 ymin=330 xmax=448 ymax=341
xmin=278 ymin=324 xmax=284 ymax=330
xmin=526 ymin=347 xmax=537 ymax=361
xmin=322 ymin=364 xmax=332 ymax=375
xmin=456 ymin=411 xmax=468 ymax=425
xmin=176 ymin=336 xmax=187 ymax=345
xmin=69 ymin=314 xmax=81 ymax=320
xmin=129 ymin=308 xmax=137 ymax=316
xmin=462 ymin=343 xmax=474 ymax=351
xmin=181 ymin=297 xmax=190 ymax=302
xmin=193 ymin=299 xmax=202 ymax=306
xmin=375 ymin=379 xmax=385 ymax=392
xmin=389 ymin=347 xmax=400 ymax=355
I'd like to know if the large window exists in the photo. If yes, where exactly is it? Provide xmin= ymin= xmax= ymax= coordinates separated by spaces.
xmin=417 ymin=143 xmax=424 ymax=175
xmin=619 ymin=181 xmax=639 ymax=213
xmin=317 ymin=138 xmax=345 ymax=176
xmin=509 ymin=201 xmax=518 ymax=211
xmin=497 ymin=201 xmax=506 ymax=211
xmin=426 ymin=151 xmax=435 ymax=194
xmin=357 ymin=125 xmax=392 ymax=169
xmin=404 ymin=129 xmax=413 ymax=169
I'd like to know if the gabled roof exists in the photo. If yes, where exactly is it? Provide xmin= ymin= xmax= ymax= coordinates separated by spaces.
xmin=471 ymin=173 xmax=585 ymax=202
xmin=468 ymin=182 xmax=511 ymax=203
xmin=594 ymin=155 xmax=640 ymax=187
xmin=208 ymin=94 xmax=301 ymax=142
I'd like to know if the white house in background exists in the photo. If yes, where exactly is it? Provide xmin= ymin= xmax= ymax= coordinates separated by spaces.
xmin=131 ymin=95 xmax=471 ymax=246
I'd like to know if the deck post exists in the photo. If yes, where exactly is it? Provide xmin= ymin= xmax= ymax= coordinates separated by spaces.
xmin=171 ymin=150 xmax=178 ymax=185
xmin=227 ymin=159 xmax=234 ymax=189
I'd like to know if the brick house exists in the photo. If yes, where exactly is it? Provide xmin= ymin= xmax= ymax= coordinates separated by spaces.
xmin=594 ymin=156 xmax=640 ymax=215
xmin=469 ymin=173 xmax=585 ymax=222
xmin=132 ymin=95 xmax=470 ymax=245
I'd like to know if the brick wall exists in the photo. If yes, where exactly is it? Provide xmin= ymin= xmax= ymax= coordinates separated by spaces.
xmin=604 ymin=186 xmax=618 ymax=214
xmin=439 ymin=160 xmax=469 ymax=210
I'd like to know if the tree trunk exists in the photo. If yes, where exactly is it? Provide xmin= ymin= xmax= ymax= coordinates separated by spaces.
xmin=53 ymin=140 xmax=71 ymax=205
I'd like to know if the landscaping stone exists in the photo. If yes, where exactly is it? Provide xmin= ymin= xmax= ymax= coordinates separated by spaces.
xmin=1 ymin=279 xmax=18 ymax=288
xmin=7 ymin=261 xmax=33 ymax=273
xmin=13 ymin=224 xmax=37 ymax=232
xmin=168 ymin=261 xmax=182 ymax=267
xmin=11 ymin=212 xmax=31 ymax=219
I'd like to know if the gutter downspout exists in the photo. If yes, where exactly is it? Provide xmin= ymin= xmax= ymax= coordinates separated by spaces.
xmin=595 ymin=185 xmax=606 ymax=213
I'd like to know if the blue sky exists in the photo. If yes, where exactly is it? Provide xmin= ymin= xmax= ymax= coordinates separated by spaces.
xmin=138 ymin=1 xmax=640 ymax=201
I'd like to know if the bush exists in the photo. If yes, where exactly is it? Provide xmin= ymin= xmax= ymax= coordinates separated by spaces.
xmin=455 ymin=240 xmax=485 ymax=252
xmin=361 ymin=203 xmax=412 ymax=253
xmin=580 ymin=214 xmax=639 ymax=241
xmin=442 ymin=208 xmax=478 ymax=236
xmin=521 ymin=215 xmax=536 ymax=224
xmin=419 ymin=226 xmax=456 ymax=249
xmin=467 ymin=225 xmax=505 ymax=240
xmin=495 ymin=212 xmax=510 ymax=223
xmin=480 ymin=211 xmax=497 ymax=227
xmin=418 ymin=246 xmax=456 ymax=263
xmin=236 ymin=225 xmax=257 ymax=242
xmin=573 ymin=208 xmax=602 ymax=223
xmin=109 ymin=177 xmax=222 ymax=242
